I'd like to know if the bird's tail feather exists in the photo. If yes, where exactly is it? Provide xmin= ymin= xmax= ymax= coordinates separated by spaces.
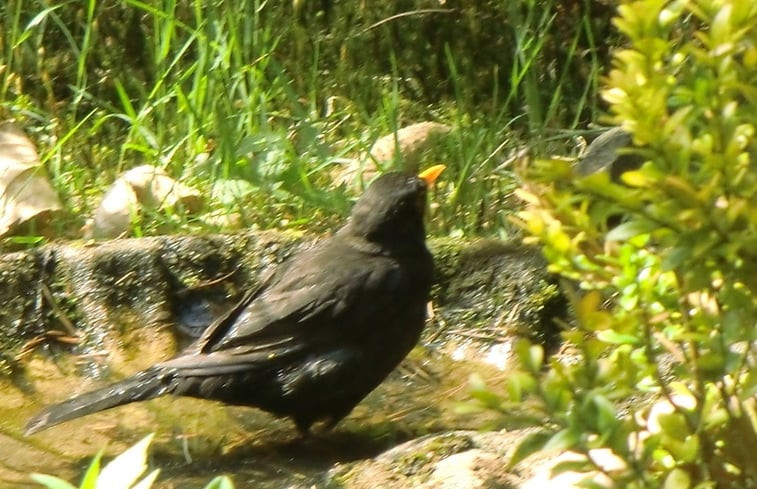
xmin=25 ymin=367 xmax=172 ymax=435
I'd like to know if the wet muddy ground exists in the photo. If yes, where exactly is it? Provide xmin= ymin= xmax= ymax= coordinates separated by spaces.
xmin=1 ymin=345 xmax=508 ymax=488
xmin=0 ymin=234 xmax=562 ymax=488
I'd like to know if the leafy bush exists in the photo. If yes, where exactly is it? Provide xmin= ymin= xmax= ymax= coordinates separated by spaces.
xmin=506 ymin=0 xmax=757 ymax=487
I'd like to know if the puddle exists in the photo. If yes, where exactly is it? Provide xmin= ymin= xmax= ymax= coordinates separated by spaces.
xmin=0 ymin=346 xmax=507 ymax=488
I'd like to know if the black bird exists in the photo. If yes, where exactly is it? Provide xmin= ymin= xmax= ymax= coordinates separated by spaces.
xmin=25 ymin=165 xmax=445 ymax=436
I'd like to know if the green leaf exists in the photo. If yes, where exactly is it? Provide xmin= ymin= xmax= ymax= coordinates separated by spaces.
xmin=657 ymin=412 xmax=690 ymax=441
xmin=78 ymin=451 xmax=103 ymax=489
xmin=514 ymin=339 xmax=543 ymax=373
xmin=543 ymin=427 xmax=579 ymax=452
xmin=506 ymin=371 xmax=536 ymax=403
xmin=606 ymin=220 xmax=657 ymax=242
xmin=25 ymin=4 xmax=66 ymax=31
xmin=6 ymin=235 xmax=46 ymax=245
xmin=454 ymin=401 xmax=484 ymax=415
xmin=576 ymin=290 xmax=601 ymax=322
xmin=96 ymin=434 xmax=154 ymax=489
xmin=697 ymin=352 xmax=725 ymax=378
xmin=663 ymin=467 xmax=691 ymax=489
xmin=468 ymin=373 xmax=503 ymax=409
xmin=592 ymin=394 xmax=618 ymax=433
xmin=29 ymin=474 xmax=77 ymax=489
xmin=620 ymin=170 xmax=650 ymax=187
xmin=506 ymin=430 xmax=553 ymax=469
xmin=582 ymin=480 xmax=617 ymax=489
xmin=550 ymin=457 xmax=592 ymax=475
xmin=132 ymin=469 xmax=160 ymax=489
xmin=661 ymin=246 xmax=691 ymax=270
xmin=507 ymin=374 xmax=523 ymax=403
xmin=596 ymin=329 xmax=639 ymax=345
xmin=470 ymin=387 xmax=503 ymax=409
xmin=528 ymin=345 xmax=544 ymax=372
xmin=203 ymin=475 xmax=235 ymax=489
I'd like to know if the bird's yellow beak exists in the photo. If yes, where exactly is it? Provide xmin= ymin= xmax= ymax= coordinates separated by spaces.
xmin=418 ymin=165 xmax=446 ymax=186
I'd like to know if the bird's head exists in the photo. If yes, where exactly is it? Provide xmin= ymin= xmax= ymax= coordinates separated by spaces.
xmin=344 ymin=165 xmax=445 ymax=245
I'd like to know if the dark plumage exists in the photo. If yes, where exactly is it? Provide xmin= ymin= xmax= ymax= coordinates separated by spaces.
xmin=25 ymin=166 xmax=444 ymax=436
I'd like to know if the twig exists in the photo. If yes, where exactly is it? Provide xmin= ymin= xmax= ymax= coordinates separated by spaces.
xmin=358 ymin=9 xmax=456 ymax=35
xmin=40 ymin=283 xmax=77 ymax=335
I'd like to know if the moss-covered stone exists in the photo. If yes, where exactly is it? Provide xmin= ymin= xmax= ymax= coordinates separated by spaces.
xmin=0 ymin=232 xmax=565 ymax=365
xmin=0 ymin=231 xmax=308 ymax=376
xmin=430 ymin=238 xmax=565 ymax=348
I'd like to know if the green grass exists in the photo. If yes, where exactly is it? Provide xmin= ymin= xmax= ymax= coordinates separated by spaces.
xmin=0 ymin=1 xmax=609 ymax=246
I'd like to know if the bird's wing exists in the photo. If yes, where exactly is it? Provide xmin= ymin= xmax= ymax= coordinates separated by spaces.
xmin=174 ymin=268 xmax=272 ymax=358
xmin=159 ymin=244 xmax=404 ymax=374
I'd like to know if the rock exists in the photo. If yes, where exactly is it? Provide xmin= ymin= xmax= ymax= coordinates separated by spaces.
xmin=430 ymin=239 xmax=565 ymax=365
xmin=0 ymin=231 xmax=301 ymax=371
xmin=0 ymin=234 xmax=564 ymax=372
xmin=421 ymin=449 xmax=514 ymax=489
xmin=85 ymin=177 xmax=139 ymax=239
xmin=85 ymin=164 xmax=203 ymax=239
xmin=0 ymin=121 xmax=63 ymax=237
xmin=328 ymin=430 xmax=526 ymax=489
xmin=367 ymin=122 xmax=453 ymax=171
xmin=336 ymin=122 xmax=453 ymax=189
